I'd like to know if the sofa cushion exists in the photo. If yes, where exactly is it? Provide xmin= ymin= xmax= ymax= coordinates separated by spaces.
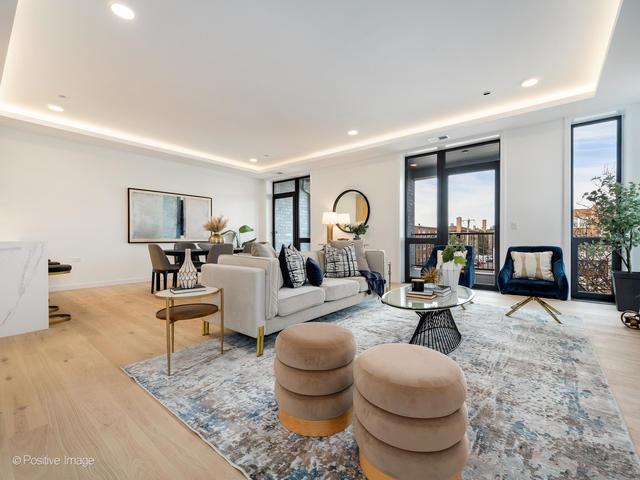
xmin=321 ymin=277 xmax=360 ymax=301
xmin=277 ymin=286 xmax=325 ymax=316
xmin=305 ymin=257 xmax=324 ymax=287
xmin=345 ymin=276 xmax=369 ymax=293
xmin=279 ymin=245 xmax=306 ymax=288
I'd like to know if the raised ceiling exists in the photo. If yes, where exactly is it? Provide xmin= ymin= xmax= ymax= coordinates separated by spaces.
xmin=0 ymin=0 xmax=623 ymax=172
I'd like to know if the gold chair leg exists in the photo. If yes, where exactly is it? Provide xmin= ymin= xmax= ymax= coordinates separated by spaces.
xmin=542 ymin=300 xmax=562 ymax=316
xmin=506 ymin=296 xmax=533 ymax=317
xmin=535 ymin=298 xmax=563 ymax=324
xmin=256 ymin=326 xmax=265 ymax=357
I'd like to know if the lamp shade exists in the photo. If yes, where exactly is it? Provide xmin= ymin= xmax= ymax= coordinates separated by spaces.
xmin=337 ymin=213 xmax=350 ymax=225
xmin=322 ymin=211 xmax=338 ymax=225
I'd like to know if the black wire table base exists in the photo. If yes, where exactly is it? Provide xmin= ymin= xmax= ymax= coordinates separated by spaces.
xmin=409 ymin=309 xmax=462 ymax=355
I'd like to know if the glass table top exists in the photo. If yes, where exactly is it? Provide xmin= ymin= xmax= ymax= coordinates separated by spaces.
xmin=382 ymin=285 xmax=474 ymax=311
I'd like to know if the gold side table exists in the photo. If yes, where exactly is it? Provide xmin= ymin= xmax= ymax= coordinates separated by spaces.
xmin=154 ymin=287 xmax=224 ymax=376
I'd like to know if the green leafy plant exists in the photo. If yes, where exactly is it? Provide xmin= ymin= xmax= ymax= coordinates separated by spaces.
xmin=583 ymin=172 xmax=640 ymax=272
xmin=347 ymin=222 xmax=369 ymax=236
xmin=442 ymin=235 xmax=467 ymax=266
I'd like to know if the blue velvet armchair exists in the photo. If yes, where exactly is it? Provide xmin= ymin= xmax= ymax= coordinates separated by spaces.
xmin=421 ymin=245 xmax=475 ymax=288
xmin=498 ymin=246 xmax=568 ymax=323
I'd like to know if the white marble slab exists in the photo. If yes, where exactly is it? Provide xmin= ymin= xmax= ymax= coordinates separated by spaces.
xmin=0 ymin=242 xmax=48 ymax=337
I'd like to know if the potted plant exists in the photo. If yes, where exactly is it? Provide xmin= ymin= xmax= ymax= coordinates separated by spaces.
xmin=440 ymin=235 xmax=467 ymax=293
xmin=347 ymin=222 xmax=369 ymax=240
xmin=203 ymin=215 xmax=228 ymax=244
xmin=583 ymin=172 xmax=640 ymax=312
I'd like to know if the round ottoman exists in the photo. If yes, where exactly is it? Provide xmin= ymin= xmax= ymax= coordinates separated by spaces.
xmin=354 ymin=343 xmax=469 ymax=480
xmin=274 ymin=323 xmax=356 ymax=436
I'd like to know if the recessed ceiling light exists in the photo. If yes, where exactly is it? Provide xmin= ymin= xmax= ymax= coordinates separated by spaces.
xmin=47 ymin=104 xmax=64 ymax=112
xmin=249 ymin=158 xmax=258 ymax=163
xmin=521 ymin=78 xmax=539 ymax=88
xmin=347 ymin=130 xmax=359 ymax=136
xmin=111 ymin=3 xmax=135 ymax=20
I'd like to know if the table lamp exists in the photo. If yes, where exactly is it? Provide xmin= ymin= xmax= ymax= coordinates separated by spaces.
xmin=322 ymin=211 xmax=338 ymax=242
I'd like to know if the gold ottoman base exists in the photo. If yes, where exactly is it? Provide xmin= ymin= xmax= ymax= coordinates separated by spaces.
xmin=359 ymin=452 xmax=462 ymax=480
xmin=278 ymin=407 xmax=352 ymax=437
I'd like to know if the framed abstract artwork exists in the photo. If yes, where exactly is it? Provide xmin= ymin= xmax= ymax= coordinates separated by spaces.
xmin=128 ymin=188 xmax=212 ymax=243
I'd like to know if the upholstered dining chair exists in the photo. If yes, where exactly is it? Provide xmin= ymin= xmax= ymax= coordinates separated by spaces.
xmin=498 ymin=246 xmax=568 ymax=323
xmin=204 ymin=243 xmax=234 ymax=266
xmin=148 ymin=244 xmax=180 ymax=293
xmin=420 ymin=245 xmax=475 ymax=288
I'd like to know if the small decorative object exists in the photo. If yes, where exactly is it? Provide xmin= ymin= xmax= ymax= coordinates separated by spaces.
xmin=620 ymin=310 xmax=640 ymax=329
xmin=411 ymin=278 xmax=425 ymax=292
xmin=346 ymin=222 xmax=369 ymax=240
xmin=440 ymin=237 xmax=467 ymax=293
xmin=422 ymin=266 xmax=440 ymax=285
xmin=203 ymin=215 xmax=229 ymax=244
xmin=177 ymin=249 xmax=198 ymax=288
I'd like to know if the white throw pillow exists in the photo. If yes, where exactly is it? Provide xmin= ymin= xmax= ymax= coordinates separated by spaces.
xmin=511 ymin=251 xmax=554 ymax=281
xmin=324 ymin=245 xmax=359 ymax=278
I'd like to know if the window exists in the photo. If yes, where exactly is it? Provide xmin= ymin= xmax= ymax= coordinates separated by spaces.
xmin=571 ymin=116 xmax=622 ymax=301
xmin=272 ymin=176 xmax=311 ymax=251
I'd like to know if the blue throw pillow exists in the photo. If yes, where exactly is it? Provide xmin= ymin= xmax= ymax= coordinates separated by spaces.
xmin=306 ymin=257 xmax=324 ymax=286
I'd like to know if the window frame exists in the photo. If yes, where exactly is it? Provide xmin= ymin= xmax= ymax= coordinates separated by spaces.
xmin=272 ymin=175 xmax=311 ymax=250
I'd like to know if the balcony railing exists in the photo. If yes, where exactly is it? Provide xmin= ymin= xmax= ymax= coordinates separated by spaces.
xmin=410 ymin=230 xmax=496 ymax=275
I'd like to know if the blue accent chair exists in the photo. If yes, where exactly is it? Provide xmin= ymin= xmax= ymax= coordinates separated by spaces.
xmin=421 ymin=245 xmax=475 ymax=288
xmin=498 ymin=246 xmax=568 ymax=323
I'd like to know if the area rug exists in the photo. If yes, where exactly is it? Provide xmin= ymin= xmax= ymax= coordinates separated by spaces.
xmin=123 ymin=301 xmax=640 ymax=479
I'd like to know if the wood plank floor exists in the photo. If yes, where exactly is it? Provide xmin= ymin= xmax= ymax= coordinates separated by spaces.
xmin=1 ymin=283 xmax=638 ymax=479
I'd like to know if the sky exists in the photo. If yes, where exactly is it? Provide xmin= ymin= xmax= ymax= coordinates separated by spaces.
xmin=573 ymin=119 xmax=618 ymax=209
xmin=414 ymin=170 xmax=495 ymax=229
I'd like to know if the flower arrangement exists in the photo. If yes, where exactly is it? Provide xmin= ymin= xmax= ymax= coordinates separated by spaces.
xmin=442 ymin=235 xmax=467 ymax=266
xmin=203 ymin=215 xmax=228 ymax=234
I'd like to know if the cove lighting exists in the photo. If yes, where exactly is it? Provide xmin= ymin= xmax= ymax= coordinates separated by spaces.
xmin=111 ymin=3 xmax=135 ymax=20
xmin=249 ymin=158 xmax=258 ymax=163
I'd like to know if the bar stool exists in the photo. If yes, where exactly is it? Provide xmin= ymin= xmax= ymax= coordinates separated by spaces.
xmin=48 ymin=261 xmax=72 ymax=324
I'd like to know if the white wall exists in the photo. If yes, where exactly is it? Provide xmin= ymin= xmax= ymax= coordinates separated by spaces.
xmin=309 ymin=154 xmax=404 ymax=282
xmin=0 ymin=125 xmax=265 ymax=290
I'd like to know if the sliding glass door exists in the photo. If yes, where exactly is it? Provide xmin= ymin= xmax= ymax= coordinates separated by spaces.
xmin=272 ymin=176 xmax=311 ymax=251
xmin=571 ymin=116 xmax=621 ymax=301
xmin=405 ymin=141 xmax=500 ymax=287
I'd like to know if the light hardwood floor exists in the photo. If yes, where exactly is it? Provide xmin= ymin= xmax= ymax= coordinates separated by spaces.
xmin=1 ymin=283 xmax=638 ymax=479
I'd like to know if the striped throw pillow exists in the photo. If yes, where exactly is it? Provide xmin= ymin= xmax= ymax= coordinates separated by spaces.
xmin=278 ymin=245 xmax=306 ymax=288
xmin=324 ymin=244 xmax=359 ymax=278
xmin=511 ymin=251 xmax=554 ymax=281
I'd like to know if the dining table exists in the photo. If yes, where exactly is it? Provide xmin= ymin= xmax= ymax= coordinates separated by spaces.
xmin=163 ymin=248 xmax=208 ymax=265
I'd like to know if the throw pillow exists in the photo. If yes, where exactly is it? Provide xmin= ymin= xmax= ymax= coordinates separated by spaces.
xmin=329 ymin=239 xmax=369 ymax=271
xmin=511 ymin=251 xmax=554 ymax=281
xmin=279 ymin=245 xmax=306 ymax=288
xmin=305 ymin=257 xmax=324 ymax=286
xmin=324 ymin=244 xmax=359 ymax=278
xmin=252 ymin=242 xmax=278 ymax=258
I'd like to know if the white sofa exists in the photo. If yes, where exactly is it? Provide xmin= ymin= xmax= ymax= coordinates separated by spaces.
xmin=201 ymin=249 xmax=388 ymax=356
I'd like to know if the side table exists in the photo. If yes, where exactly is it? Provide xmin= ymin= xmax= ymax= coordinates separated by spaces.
xmin=154 ymin=287 xmax=224 ymax=375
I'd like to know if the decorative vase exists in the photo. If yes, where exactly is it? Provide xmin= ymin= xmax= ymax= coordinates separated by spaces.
xmin=440 ymin=261 xmax=462 ymax=293
xmin=177 ymin=248 xmax=198 ymax=288
xmin=209 ymin=232 xmax=224 ymax=244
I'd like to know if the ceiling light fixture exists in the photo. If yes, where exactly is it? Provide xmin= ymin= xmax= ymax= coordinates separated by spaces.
xmin=347 ymin=130 xmax=359 ymax=136
xmin=111 ymin=3 xmax=135 ymax=20
xmin=249 ymin=158 xmax=258 ymax=163
xmin=521 ymin=77 xmax=539 ymax=88
xmin=47 ymin=104 xmax=64 ymax=112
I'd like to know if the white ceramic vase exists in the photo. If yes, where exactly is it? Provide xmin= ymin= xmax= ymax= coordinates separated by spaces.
xmin=440 ymin=261 xmax=462 ymax=293
xmin=177 ymin=248 xmax=198 ymax=288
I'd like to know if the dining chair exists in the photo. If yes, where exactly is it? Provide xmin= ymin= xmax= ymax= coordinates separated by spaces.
xmin=204 ymin=243 xmax=234 ymax=266
xmin=148 ymin=244 xmax=180 ymax=293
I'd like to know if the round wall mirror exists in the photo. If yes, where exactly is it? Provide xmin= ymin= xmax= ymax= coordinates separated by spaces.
xmin=333 ymin=189 xmax=370 ymax=232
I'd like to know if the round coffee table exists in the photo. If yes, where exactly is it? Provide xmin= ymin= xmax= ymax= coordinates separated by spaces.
xmin=381 ymin=285 xmax=474 ymax=355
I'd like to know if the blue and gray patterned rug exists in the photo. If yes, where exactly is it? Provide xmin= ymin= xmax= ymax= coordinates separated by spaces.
xmin=123 ymin=301 xmax=640 ymax=479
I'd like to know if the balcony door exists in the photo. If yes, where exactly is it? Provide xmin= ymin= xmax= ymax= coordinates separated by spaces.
xmin=405 ymin=141 xmax=500 ymax=288
xmin=272 ymin=176 xmax=311 ymax=252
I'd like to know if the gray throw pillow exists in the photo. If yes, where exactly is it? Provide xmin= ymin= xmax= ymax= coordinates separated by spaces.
xmin=251 ymin=242 xmax=278 ymax=258
xmin=329 ymin=239 xmax=369 ymax=271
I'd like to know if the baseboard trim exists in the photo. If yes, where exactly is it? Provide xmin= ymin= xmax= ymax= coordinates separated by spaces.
xmin=49 ymin=277 xmax=149 ymax=292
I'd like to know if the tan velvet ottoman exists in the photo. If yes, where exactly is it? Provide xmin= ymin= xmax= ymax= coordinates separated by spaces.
xmin=354 ymin=343 xmax=469 ymax=480
xmin=274 ymin=323 xmax=356 ymax=436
